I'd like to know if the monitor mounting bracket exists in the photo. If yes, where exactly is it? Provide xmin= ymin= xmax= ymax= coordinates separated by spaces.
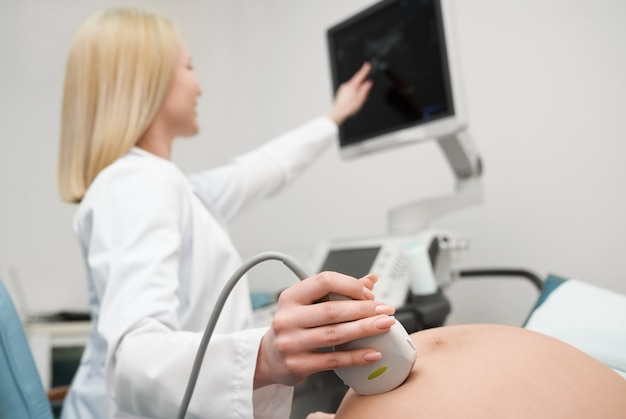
xmin=387 ymin=128 xmax=483 ymax=234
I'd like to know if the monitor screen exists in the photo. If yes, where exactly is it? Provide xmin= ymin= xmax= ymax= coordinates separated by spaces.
xmin=327 ymin=0 xmax=454 ymax=149
xmin=319 ymin=247 xmax=381 ymax=278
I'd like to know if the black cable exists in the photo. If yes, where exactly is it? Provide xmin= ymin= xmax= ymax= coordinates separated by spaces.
xmin=458 ymin=269 xmax=544 ymax=291
xmin=176 ymin=252 xmax=310 ymax=419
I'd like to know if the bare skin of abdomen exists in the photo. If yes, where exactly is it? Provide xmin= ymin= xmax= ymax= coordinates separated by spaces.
xmin=335 ymin=324 xmax=626 ymax=419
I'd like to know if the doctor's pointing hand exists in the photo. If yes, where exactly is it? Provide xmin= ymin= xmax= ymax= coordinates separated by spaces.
xmin=57 ymin=7 xmax=385 ymax=419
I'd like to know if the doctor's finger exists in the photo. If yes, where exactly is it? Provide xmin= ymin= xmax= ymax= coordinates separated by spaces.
xmin=276 ymin=315 xmax=396 ymax=352
xmin=280 ymin=271 xmax=373 ymax=305
xmin=347 ymin=62 xmax=372 ymax=87
xmin=283 ymin=299 xmax=395 ymax=330
xmin=306 ymin=412 xmax=335 ymax=419
xmin=290 ymin=347 xmax=385 ymax=379
xmin=357 ymin=79 xmax=373 ymax=101
xmin=358 ymin=274 xmax=378 ymax=291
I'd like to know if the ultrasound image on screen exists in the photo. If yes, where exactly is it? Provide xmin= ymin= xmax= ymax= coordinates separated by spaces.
xmin=328 ymin=0 xmax=454 ymax=147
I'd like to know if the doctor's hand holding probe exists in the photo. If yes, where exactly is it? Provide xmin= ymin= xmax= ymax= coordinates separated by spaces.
xmin=57 ymin=8 xmax=387 ymax=419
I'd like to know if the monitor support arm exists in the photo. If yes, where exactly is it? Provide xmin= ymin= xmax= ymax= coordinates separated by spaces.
xmin=387 ymin=129 xmax=483 ymax=235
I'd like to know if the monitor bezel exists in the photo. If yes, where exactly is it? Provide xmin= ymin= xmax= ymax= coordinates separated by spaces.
xmin=327 ymin=0 xmax=467 ymax=158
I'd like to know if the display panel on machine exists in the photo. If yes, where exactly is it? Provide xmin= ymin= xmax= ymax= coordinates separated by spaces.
xmin=328 ymin=0 xmax=454 ymax=148
xmin=319 ymin=247 xmax=381 ymax=278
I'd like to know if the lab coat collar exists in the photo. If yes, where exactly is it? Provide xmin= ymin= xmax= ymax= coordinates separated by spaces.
xmin=129 ymin=146 xmax=172 ymax=164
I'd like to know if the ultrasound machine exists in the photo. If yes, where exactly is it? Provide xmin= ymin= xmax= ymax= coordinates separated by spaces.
xmin=279 ymin=0 xmax=485 ymax=416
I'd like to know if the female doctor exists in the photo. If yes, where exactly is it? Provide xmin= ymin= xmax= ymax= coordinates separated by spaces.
xmin=57 ymin=7 xmax=395 ymax=419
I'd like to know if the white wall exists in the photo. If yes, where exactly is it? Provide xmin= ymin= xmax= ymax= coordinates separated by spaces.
xmin=1 ymin=0 xmax=625 ymax=326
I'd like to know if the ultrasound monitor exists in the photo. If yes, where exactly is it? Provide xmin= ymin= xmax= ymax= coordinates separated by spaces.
xmin=327 ymin=0 xmax=467 ymax=158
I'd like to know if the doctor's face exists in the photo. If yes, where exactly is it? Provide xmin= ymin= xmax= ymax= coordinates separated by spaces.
xmin=161 ymin=43 xmax=202 ymax=137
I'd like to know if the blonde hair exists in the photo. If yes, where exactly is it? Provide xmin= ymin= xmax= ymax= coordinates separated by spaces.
xmin=58 ymin=8 xmax=179 ymax=203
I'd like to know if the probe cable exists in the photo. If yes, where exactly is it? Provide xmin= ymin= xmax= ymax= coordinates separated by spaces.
xmin=176 ymin=252 xmax=309 ymax=419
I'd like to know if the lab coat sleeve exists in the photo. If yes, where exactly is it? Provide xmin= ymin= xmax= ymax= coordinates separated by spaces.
xmin=115 ymin=323 xmax=293 ymax=419
xmin=188 ymin=116 xmax=338 ymax=221
xmin=84 ymin=165 xmax=291 ymax=419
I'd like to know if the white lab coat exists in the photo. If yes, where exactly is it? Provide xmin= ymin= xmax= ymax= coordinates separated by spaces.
xmin=61 ymin=117 xmax=337 ymax=419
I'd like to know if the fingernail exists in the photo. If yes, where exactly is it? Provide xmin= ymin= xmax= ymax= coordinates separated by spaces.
xmin=364 ymin=351 xmax=382 ymax=362
xmin=363 ymin=286 xmax=375 ymax=300
xmin=375 ymin=304 xmax=395 ymax=315
xmin=365 ymin=273 xmax=378 ymax=283
xmin=374 ymin=315 xmax=396 ymax=329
